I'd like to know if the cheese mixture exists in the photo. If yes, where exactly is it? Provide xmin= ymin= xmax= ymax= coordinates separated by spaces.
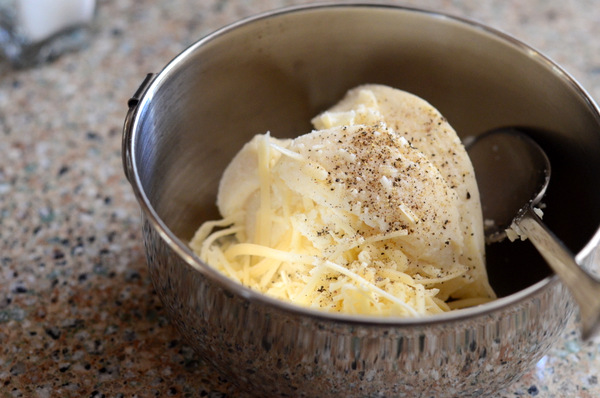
xmin=190 ymin=84 xmax=496 ymax=316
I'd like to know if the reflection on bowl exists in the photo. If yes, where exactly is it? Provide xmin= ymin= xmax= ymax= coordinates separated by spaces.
xmin=123 ymin=3 xmax=600 ymax=397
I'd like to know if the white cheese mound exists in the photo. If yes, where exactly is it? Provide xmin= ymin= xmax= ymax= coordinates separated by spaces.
xmin=190 ymin=85 xmax=496 ymax=316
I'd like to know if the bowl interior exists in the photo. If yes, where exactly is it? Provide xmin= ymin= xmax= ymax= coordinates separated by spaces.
xmin=131 ymin=4 xmax=600 ymax=300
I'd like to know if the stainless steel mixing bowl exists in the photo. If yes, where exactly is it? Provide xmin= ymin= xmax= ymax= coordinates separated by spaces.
xmin=122 ymin=3 xmax=600 ymax=397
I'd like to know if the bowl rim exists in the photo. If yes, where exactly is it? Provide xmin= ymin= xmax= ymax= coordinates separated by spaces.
xmin=125 ymin=1 xmax=600 ymax=327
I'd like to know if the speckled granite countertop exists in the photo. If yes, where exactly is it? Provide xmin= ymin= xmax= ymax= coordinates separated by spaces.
xmin=1 ymin=0 xmax=599 ymax=397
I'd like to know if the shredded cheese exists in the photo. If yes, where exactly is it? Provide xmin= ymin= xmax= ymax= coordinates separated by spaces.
xmin=190 ymin=85 xmax=496 ymax=317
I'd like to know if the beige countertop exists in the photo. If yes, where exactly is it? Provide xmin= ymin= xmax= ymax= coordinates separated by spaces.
xmin=1 ymin=0 xmax=599 ymax=396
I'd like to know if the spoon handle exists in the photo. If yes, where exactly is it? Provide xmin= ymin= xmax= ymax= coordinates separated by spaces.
xmin=517 ymin=207 xmax=600 ymax=340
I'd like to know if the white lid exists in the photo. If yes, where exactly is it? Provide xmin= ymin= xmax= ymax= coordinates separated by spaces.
xmin=18 ymin=0 xmax=96 ymax=42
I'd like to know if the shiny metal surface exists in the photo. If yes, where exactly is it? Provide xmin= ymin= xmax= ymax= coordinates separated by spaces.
xmin=467 ymin=129 xmax=551 ymax=242
xmin=468 ymin=129 xmax=600 ymax=340
xmin=123 ymin=3 xmax=600 ymax=396
xmin=519 ymin=209 xmax=600 ymax=340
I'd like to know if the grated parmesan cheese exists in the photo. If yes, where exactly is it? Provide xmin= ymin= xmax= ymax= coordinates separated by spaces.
xmin=190 ymin=85 xmax=496 ymax=317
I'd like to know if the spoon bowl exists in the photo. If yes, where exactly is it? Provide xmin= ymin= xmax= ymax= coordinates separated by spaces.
xmin=467 ymin=128 xmax=600 ymax=339
xmin=467 ymin=128 xmax=551 ymax=242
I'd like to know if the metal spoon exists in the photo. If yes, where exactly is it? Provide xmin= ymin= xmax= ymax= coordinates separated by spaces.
xmin=467 ymin=127 xmax=600 ymax=340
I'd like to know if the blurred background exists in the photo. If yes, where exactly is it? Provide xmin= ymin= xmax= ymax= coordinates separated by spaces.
xmin=0 ymin=1 xmax=599 ymax=396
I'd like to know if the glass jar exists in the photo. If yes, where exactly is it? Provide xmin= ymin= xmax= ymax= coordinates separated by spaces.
xmin=0 ymin=0 xmax=96 ymax=68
